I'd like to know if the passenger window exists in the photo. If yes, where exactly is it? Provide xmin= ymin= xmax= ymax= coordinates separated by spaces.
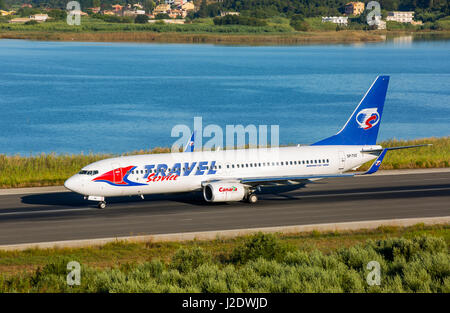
xmin=318 ymin=160 xmax=321 ymax=163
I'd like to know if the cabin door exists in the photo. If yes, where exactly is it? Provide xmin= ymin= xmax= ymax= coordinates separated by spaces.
xmin=111 ymin=163 xmax=122 ymax=183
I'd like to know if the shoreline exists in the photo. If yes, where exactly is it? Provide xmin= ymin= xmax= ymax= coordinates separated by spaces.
xmin=1 ymin=30 xmax=449 ymax=45
xmin=0 ymin=30 xmax=387 ymax=45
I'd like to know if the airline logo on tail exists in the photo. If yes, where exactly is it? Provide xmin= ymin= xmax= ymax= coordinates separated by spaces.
xmin=356 ymin=108 xmax=380 ymax=130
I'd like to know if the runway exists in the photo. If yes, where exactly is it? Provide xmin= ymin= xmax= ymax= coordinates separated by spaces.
xmin=0 ymin=170 xmax=449 ymax=245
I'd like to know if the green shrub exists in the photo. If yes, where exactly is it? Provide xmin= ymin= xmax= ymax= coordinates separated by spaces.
xmin=155 ymin=13 xmax=170 ymax=20
xmin=170 ymin=246 xmax=211 ymax=273
xmin=231 ymin=232 xmax=291 ymax=264
xmin=135 ymin=14 xmax=149 ymax=24
xmin=0 ymin=234 xmax=448 ymax=292
xmin=24 ymin=20 xmax=38 ymax=25
xmin=213 ymin=15 xmax=267 ymax=27
xmin=290 ymin=14 xmax=309 ymax=31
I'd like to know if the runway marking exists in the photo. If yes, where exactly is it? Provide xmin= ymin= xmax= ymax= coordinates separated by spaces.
xmin=0 ymin=207 xmax=92 ymax=216
xmin=0 ymin=186 xmax=448 ymax=218
xmin=270 ymin=187 xmax=450 ymax=199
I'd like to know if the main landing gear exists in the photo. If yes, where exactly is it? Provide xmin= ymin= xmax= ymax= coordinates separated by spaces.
xmin=97 ymin=201 xmax=107 ymax=209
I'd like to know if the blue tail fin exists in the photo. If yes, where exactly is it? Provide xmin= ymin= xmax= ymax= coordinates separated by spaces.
xmin=184 ymin=131 xmax=195 ymax=152
xmin=312 ymin=75 xmax=389 ymax=146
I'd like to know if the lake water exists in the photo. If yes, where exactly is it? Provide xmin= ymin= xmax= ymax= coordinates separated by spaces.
xmin=0 ymin=38 xmax=449 ymax=155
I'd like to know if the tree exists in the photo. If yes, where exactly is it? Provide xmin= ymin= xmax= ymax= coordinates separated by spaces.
xmin=135 ymin=14 xmax=149 ymax=23
xmin=155 ymin=13 xmax=170 ymax=19
xmin=290 ymin=14 xmax=309 ymax=31
xmin=48 ymin=9 xmax=67 ymax=21
xmin=143 ymin=0 xmax=155 ymax=14
xmin=196 ymin=0 xmax=208 ymax=18
xmin=0 ymin=0 xmax=7 ymax=10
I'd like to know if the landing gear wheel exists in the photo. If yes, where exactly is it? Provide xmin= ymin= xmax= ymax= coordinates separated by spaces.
xmin=98 ymin=201 xmax=106 ymax=209
xmin=247 ymin=194 xmax=258 ymax=204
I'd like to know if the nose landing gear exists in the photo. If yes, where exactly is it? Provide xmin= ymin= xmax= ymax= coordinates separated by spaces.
xmin=247 ymin=194 xmax=258 ymax=203
xmin=85 ymin=196 xmax=106 ymax=209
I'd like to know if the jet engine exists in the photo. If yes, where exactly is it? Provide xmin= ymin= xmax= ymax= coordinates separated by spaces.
xmin=203 ymin=182 xmax=246 ymax=202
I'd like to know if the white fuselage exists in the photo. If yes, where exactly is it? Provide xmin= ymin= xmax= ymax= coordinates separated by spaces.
xmin=64 ymin=145 xmax=380 ymax=198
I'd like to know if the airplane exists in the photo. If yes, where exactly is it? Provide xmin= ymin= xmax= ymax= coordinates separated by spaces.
xmin=64 ymin=75 xmax=430 ymax=209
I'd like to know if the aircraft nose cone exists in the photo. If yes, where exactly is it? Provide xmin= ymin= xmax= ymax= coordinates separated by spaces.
xmin=64 ymin=176 xmax=79 ymax=193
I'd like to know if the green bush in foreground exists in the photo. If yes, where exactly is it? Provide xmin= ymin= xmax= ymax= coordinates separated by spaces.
xmin=0 ymin=233 xmax=448 ymax=292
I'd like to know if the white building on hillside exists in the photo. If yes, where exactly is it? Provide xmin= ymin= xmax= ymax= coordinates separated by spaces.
xmin=30 ymin=14 xmax=49 ymax=22
xmin=321 ymin=16 xmax=348 ymax=25
xmin=386 ymin=11 xmax=414 ymax=23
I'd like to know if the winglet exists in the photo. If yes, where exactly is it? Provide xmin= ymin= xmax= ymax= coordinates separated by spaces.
xmin=360 ymin=149 xmax=388 ymax=175
xmin=184 ymin=131 xmax=196 ymax=152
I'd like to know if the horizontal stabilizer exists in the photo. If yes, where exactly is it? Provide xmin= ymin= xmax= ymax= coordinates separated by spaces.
xmin=362 ymin=144 xmax=432 ymax=153
xmin=359 ymin=149 xmax=388 ymax=175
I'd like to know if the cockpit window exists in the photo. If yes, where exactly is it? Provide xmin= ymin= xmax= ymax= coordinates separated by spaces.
xmin=79 ymin=170 xmax=98 ymax=175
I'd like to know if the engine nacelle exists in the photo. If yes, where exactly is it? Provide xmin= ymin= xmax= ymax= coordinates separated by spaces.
xmin=203 ymin=182 xmax=246 ymax=202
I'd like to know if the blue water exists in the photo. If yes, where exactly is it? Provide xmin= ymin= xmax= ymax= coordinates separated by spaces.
xmin=0 ymin=38 xmax=449 ymax=155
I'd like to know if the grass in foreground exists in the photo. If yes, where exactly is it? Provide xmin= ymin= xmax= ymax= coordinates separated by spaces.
xmin=0 ymin=137 xmax=448 ymax=188
xmin=0 ymin=224 xmax=448 ymax=292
